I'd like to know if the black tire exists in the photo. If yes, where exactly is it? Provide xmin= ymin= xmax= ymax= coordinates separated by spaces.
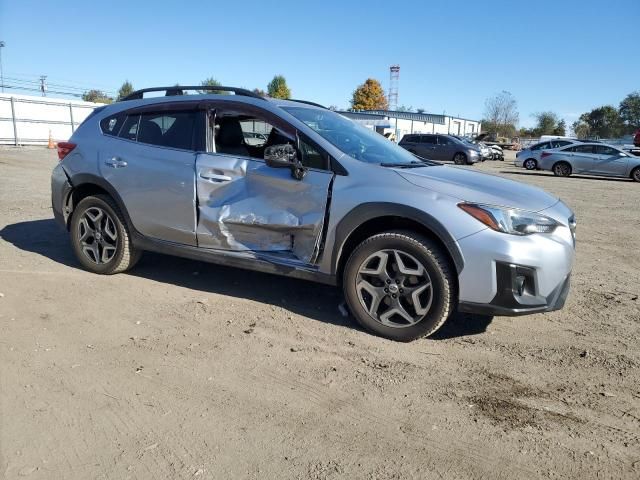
xmin=631 ymin=167 xmax=640 ymax=183
xmin=553 ymin=162 xmax=572 ymax=177
xmin=70 ymin=194 xmax=141 ymax=274
xmin=523 ymin=158 xmax=537 ymax=170
xmin=453 ymin=152 xmax=467 ymax=165
xmin=343 ymin=231 xmax=455 ymax=342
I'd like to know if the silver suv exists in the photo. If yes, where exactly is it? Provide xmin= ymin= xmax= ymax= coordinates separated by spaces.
xmin=51 ymin=86 xmax=576 ymax=342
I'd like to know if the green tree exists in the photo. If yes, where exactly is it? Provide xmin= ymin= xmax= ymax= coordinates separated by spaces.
xmin=82 ymin=89 xmax=113 ymax=104
xmin=116 ymin=80 xmax=134 ymax=101
xmin=350 ymin=78 xmax=388 ymax=111
xmin=532 ymin=111 xmax=559 ymax=136
xmin=578 ymin=106 xmax=623 ymax=138
xmin=572 ymin=120 xmax=591 ymax=139
xmin=199 ymin=77 xmax=222 ymax=94
xmin=619 ymin=91 xmax=640 ymax=133
xmin=267 ymin=75 xmax=291 ymax=99
xmin=482 ymin=91 xmax=519 ymax=137
xmin=553 ymin=119 xmax=566 ymax=136
xmin=253 ymin=88 xmax=267 ymax=96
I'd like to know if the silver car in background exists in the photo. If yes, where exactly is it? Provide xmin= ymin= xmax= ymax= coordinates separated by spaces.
xmin=515 ymin=139 xmax=577 ymax=170
xmin=539 ymin=142 xmax=640 ymax=181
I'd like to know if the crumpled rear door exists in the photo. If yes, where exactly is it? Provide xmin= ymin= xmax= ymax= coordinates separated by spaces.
xmin=195 ymin=152 xmax=332 ymax=264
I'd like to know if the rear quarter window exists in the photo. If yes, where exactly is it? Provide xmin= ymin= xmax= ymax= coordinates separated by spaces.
xmin=100 ymin=113 xmax=126 ymax=136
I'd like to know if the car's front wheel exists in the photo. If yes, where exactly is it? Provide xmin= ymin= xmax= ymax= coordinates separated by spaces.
xmin=631 ymin=167 xmax=640 ymax=183
xmin=70 ymin=194 xmax=141 ymax=274
xmin=524 ymin=158 xmax=537 ymax=170
xmin=453 ymin=153 xmax=467 ymax=165
xmin=343 ymin=231 xmax=455 ymax=342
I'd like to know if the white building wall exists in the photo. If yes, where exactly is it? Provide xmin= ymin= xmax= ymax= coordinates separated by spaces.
xmin=393 ymin=117 xmax=481 ymax=141
xmin=0 ymin=93 xmax=102 ymax=145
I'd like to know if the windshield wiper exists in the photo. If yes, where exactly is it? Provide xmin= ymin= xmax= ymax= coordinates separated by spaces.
xmin=380 ymin=161 xmax=430 ymax=168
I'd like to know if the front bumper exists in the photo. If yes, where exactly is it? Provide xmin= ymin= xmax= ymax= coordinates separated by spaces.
xmin=454 ymin=206 xmax=575 ymax=316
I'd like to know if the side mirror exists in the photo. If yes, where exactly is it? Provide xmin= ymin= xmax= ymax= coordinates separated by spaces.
xmin=264 ymin=144 xmax=307 ymax=180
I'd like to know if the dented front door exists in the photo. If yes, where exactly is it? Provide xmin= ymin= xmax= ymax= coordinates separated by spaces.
xmin=195 ymin=152 xmax=332 ymax=264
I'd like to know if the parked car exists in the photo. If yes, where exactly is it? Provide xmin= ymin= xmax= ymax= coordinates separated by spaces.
xmin=489 ymin=144 xmax=504 ymax=161
xmin=399 ymin=134 xmax=481 ymax=165
xmin=51 ymin=85 xmax=576 ymax=342
xmin=538 ymin=142 xmax=640 ymax=181
xmin=634 ymin=129 xmax=640 ymax=147
xmin=515 ymin=139 xmax=578 ymax=170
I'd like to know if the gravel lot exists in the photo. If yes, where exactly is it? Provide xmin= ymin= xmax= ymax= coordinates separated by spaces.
xmin=1 ymin=147 xmax=639 ymax=479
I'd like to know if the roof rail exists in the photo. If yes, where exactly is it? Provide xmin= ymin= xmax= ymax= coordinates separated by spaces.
xmin=120 ymin=86 xmax=265 ymax=101
xmin=288 ymin=99 xmax=327 ymax=109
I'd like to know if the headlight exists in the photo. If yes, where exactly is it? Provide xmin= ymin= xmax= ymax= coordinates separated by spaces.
xmin=458 ymin=203 xmax=559 ymax=235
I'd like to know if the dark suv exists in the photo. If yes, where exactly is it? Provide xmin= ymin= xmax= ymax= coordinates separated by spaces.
xmin=399 ymin=134 xmax=481 ymax=165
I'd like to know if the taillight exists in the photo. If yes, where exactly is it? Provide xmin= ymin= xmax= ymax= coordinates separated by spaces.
xmin=540 ymin=151 xmax=552 ymax=158
xmin=57 ymin=142 xmax=77 ymax=161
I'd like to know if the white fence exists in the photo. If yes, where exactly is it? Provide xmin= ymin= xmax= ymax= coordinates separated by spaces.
xmin=0 ymin=93 xmax=101 ymax=145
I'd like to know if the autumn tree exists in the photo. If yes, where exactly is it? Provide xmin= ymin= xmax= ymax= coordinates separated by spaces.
xmin=267 ymin=75 xmax=291 ymax=99
xmin=116 ymin=80 xmax=134 ymax=101
xmin=350 ymin=78 xmax=388 ymax=111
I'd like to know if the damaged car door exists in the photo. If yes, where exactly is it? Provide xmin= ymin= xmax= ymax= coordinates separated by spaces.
xmin=194 ymin=102 xmax=333 ymax=264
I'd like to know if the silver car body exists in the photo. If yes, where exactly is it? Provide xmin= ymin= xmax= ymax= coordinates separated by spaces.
xmin=538 ymin=142 xmax=640 ymax=178
xmin=515 ymin=139 xmax=577 ymax=168
xmin=52 ymin=94 xmax=576 ymax=316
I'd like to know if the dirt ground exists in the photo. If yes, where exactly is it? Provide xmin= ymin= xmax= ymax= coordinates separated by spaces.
xmin=0 ymin=146 xmax=638 ymax=480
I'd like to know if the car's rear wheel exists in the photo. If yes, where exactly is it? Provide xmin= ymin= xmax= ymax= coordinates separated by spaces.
xmin=524 ymin=158 xmax=537 ymax=170
xmin=631 ymin=167 xmax=640 ymax=183
xmin=453 ymin=153 xmax=467 ymax=165
xmin=343 ymin=231 xmax=455 ymax=342
xmin=553 ymin=162 xmax=572 ymax=177
xmin=70 ymin=194 xmax=141 ymax=274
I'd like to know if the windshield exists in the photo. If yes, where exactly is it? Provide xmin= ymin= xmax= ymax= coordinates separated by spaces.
xmin=283 ymin=106 xmax=438 ymax=166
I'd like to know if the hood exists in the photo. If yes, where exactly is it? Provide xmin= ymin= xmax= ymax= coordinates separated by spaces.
xmin=397 ymin=165 xmax=559 ymax=211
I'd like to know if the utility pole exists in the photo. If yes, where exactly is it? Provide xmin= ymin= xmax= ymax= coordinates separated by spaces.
xmin=0 ymin=41 xmax=5 ymax=93
xmin=40 ymin=75 xmax=47 ymax=96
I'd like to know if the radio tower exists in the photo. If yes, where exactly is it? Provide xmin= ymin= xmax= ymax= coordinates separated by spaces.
xmin=388 ymin=65 xmax=400 ymax=111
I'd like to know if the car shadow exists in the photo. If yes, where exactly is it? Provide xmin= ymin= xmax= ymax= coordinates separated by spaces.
xmin=1 ymin=218 xmax=492 ymax=339
xmin=500 ymin=170 xmax=632 ymax=182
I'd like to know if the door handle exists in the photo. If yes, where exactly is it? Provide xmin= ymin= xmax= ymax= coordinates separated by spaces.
xmin=104 ymin=157 xmax=128 ymax=168
xmin=200 ymin=173 xmax=232 ymax=183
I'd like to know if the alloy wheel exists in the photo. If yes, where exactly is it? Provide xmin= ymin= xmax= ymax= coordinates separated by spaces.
xmin=554 ymin=163 xmax=571 ymax=177
xmin=524 ymin=159 xmax=536 ymax=170
xmin=355 ymin=249 xmax=433 ymax=328
xmin=77 ymin=207 xmax=118 ymax=264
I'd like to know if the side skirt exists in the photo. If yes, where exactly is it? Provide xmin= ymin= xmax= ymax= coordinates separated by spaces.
xmin=132 ymin=233 xmax=337 ymax=286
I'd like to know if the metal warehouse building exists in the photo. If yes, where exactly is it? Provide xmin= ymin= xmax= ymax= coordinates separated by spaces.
xmin=340 ymin=110 xmax=481 ymax=141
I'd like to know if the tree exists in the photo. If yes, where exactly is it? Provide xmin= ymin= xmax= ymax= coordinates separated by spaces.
xmin=116 ymin=80 xmax=134 ymax=101
xmin=482 ymin=91 xmax=518 ymax=137
xmin=350 ymin=78 xmax=388 ymax=111
xmin=267 ymin=75 xmax=291 ymax=99
xmin=572 ymin=119 xmax=591 ymax=139
xmin=577 ymin=106 xmax=623 ymax=138
xmin=199 ymin=77 xmax=222 ymax=94
xmin=532 ymin=111 xmax=559 ymax=136
xmin=553 ymin=119 xmax=566 ymax=136
xmin=619 ymin=91 xmax=640 ymax=133
xmin=82 ymin=89 xmax=113 ymax=104
xmin=253 ymin=88 xmax=267 ymax=97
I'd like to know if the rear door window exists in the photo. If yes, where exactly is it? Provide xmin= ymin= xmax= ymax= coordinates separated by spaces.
xmin=531 ymin=142 xmax=550 ymax=151
xmin=437 ymin=136 xmax=452 ymax=145
xmin=422 ymin=135 xmax=437 ymax=144
xmin=550 ymin=140 xmax=572 ymax=148
xmin=573 ymin=145 xmax=595 ymax=154
xmin=118 ymin=115 xmax=140 ymax=141
xmin=137 ymin=111 xmax=197 ymax=150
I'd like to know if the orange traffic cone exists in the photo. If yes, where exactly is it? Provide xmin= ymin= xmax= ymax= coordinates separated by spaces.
xmin=47 ymin=130 xmax=56 ymax=149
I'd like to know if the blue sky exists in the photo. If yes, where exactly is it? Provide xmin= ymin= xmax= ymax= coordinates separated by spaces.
xmin=1 ymin=0 xmax=638 ymax=127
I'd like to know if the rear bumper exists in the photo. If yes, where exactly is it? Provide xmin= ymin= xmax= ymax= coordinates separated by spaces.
xmin=51 ymin=163 xmax=72 ymax=229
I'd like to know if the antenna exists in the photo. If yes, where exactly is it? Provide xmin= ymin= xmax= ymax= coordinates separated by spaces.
xmin=39 ymin=75 xmax=47 ymax=97
xmin=388 ymin=65 xmax=400 ymax=111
